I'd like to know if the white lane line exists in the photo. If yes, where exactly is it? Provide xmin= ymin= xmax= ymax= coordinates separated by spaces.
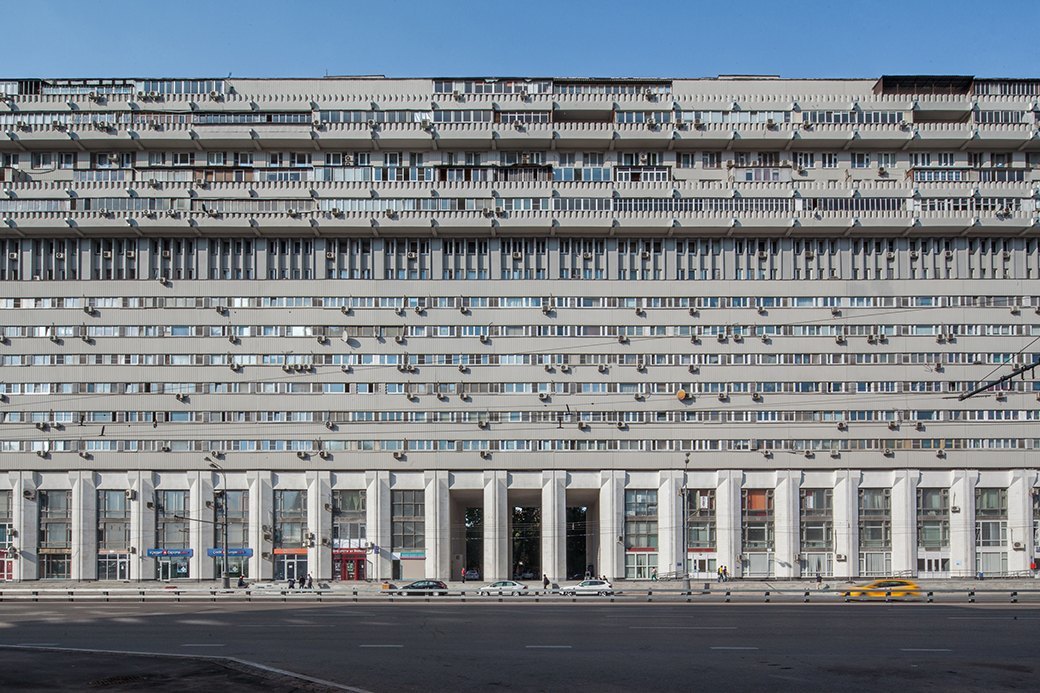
xmin=630 ymin=626 xmax=737 ymax=630
xmin=900 ymin=648 xmax=952 ymax=652
xmin=948 ymin=617 xmax=1040 ymax=621
xmin=180 ymin=644 xmax=226 ymax=648
xmin=525 ymin=645 xmax=573 ymax=649
xmin=710 ymin=646 xmax=759 ymax=650
xmin=15 ymin=642 xmax=60 ymax=646
xmin=358 ymin=644 xmax=403 ymax=649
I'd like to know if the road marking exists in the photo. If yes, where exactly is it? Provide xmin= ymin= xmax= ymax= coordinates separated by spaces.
xmin=358 ymin=644 xmax=403 ymax=648
xmin=15 ymin=642 xmax=59 ymax=646
xmin=181 ymin=644 xmax=226 ymax=648
xmin=710 ymin=646 xmax=759 ymax=650
xmin=525 ymin=645 xmax=572 ymax=649
xmin=900 ymin=648 xmax=952 ymax=652
xmin=630 ymin=626 xmax=737 ymax=630
xmin=948 ymin=617 xmax=1040 ymax=621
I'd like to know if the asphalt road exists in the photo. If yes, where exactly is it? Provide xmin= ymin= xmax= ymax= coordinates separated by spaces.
xmin=1 ymin=601 xmax=1037 ymax=692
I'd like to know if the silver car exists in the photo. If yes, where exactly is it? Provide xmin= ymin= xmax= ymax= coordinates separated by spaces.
xmin=478 ymin=580 xmax=529 ymax=596
xmin=561 ymin=579 xmax=614 ymax=596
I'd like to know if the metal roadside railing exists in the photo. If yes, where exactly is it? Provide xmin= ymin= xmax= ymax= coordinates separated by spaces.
xmin=2 ymin=585 xmax=1040 ymax=604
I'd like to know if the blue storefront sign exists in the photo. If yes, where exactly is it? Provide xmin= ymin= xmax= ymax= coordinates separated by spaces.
xmin=146 ymin=548 xmax=194 ymax=558
xmin=205 ymin=548 xmax=254 ymax=558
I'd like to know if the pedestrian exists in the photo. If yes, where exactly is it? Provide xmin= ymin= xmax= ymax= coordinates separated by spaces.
xmin=716 ymin=566 xmax=723 ymax=583
xmin=288 ymin=577 xmax=296 ymax=590
xmin=542 ymin=574 xmax=550 ymax=590
xmin=816 ymin=572 xmax=822 ymax=586
xmin=650 ymin=568 xmax=658 ymax=581
xmin=461 ymin=566 xmax=467 ymax=584
xmin=237 ymin=575 xmax=246 ymax=588
xmin=584 ymin=569 xmax=591 ymax=580
xmin=722 ymin=566 xmax=729 ymax=582
xmin=306 ymin=573 xmax=313 ymax=589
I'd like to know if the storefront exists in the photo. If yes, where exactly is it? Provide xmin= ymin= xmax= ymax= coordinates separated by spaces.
xmin=97 ymin=550 xmax=130 ymax=580
xmin=147 ymin=548 xmax=192 ymax=580
xmin=332 ymin=548 xmax=367 ymax=580
xmin=206 ymin=547 xmax=253 ymax=578
xmin=274 ymin=548 xmax=307 ymax=581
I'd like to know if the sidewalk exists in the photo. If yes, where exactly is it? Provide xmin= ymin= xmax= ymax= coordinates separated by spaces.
xmin=5 ymin=576 xmax=1039 ymax=595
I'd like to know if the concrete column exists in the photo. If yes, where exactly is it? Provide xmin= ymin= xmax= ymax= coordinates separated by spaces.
xmin=310 ymin=471 xmax=332 ymax=581
xmin=715 ymin=470 xmax=740 ymax=576
xmin=891 ymin=470 xmax=918 ymax=575
xmin=189 ymin=472 xmax=206 ymax=581
xmin=366 ymin=471 xmax=391 ymax=580
xmin=540 ymin=470 xmax=566 ymax=583
xmin=425 ymin=470 xmax=450 ymax=580
xmin=132 ymin=472 xmax=156 ymax=582
xmin=483 ymin=470 xmax=508 ymax=580
xmin=832 ymin=470 xmax=858 ymax=579
xmin=773 ymin=470 xmax=798 ymax=578
xmin=248 ymin=471 xmax=273 ymax=581
xmin=657 ymin=471 xmax=681 ymax=577
xmin=949 ymin=470 xmax=977 ymax=578
xmin=1007 ymin=470 xmax=1033 ymax=572
xmin=597 ymin=470 xmax=624 ymax=581
xmin=71 ymin=471 xmax=96 ymax=581
xmin=16 ymin=473 xmax=38 ymax=580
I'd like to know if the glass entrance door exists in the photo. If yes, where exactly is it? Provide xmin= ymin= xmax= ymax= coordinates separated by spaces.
xmin=333 ymin=555 xmax=366 ymax=580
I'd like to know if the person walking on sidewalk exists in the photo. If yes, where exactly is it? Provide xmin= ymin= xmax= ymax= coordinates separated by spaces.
xmin=543 ymin=574 xmax=550 ymax=590
xmin=461 ymin=567 xmax=467 ymax=584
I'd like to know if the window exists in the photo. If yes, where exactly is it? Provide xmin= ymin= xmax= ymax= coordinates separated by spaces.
xmin=799 ymin=489 xmax=832 ymax=550
xmin=821 ymin=153 xmax=839 ymax=168
xmin=851 ymin=152 xmax=870 ymax=169
xmin=333 ymin=490 xmax=367 ymax=547
xmin=274 ymin=489 xmax=307 ymax=547
xmin=858 ymin=489 xmax=891 ymax=549
xmin=624 ymin=489 xmax=658 ymax=550
xmin=686 ymin=489 xmax=715 ymax=550
xmin=742 ymin=489 xmax=774 ymax=550
xmin=701 ymin=152 xmax=721 ymax=169
xmin=392 ymin=490 xmax=424 ymax=551
xmin=916 ymin=488 xmax=949 ymax=549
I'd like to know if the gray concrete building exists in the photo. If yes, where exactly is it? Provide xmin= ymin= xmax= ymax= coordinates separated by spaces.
xmin=1 ymin=74 xmax=1040 ymax=583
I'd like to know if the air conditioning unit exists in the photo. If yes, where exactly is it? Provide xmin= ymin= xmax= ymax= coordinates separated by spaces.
xmin=766 ymin=118 xmax=775 ymax=128
xmin=886 ymin=251 xmax=895 ymax=261
xmin=325 ymin=251 xmax=336 ymax=259
xmin=835 ymin=554 xmax=847 ymax=562
xmin=640 ymin=250 xmax=651 ymax=259
xmin=296 ymin=450 xmax=309 ymax=460
xmin=882 ymin=447 xmax=893 ymax=456
xmin=392 ymin=451 xmax=405 ymax=460
xmin=286 ymin=208 xmax=298 ymax=218
xmin=51 ymin=119 xmax=67 ymax=130
xmin=312 ymin=119 xmax=323 ymax=129
xmin=330 ymin=207 xmax=342 ymax=217
xmin=512 ymin=251 xmax=523 ymax=260
xmin=639 ymin=153 xmax=649 ymax=164
xmin=877 ymin=166 xmax=887 ymax=175
xmin=319 ymin=450 xmax=330 ymax=460
xmin=344 ymin=154 xmax=356 ymax=166
xmin=8 ymin=252 xmax=18 ymax=260
xmin=945 ymin=250 xmax=954 ymax=260
xmin=160 ymin=445 xmax=171 ymax=452
xmin=694 ymin=118 xmax=703 ymax=129
xmin=582 ymin=251 xmax=592 ymax=260
xmin=125 ymin=249 xmax=136 ymax=258
xmin=751 ymin=392 xmax=762 ymax=402
xmin=162 ymin=249 xmax=171 ymax=258
xmin=209 ymin=90 xmax=221 ymax=100
xmin=406 ymin=251 xmax=417 ymax=260
xmin=910 ymin=251 xmax=919 ymax=260
xmin=538 ymin=392 xmax=550 ymax=401
xmin=102 ymin=250 xmax=112 ymax=259
xmin=804 ymin=251 xmax=815 ymax=259
xmin=420 ymin=118 xmax=433 ymax=130
xmin=479 ymin=334 xmax=490 ymax=344
xmin=1012 ymin=541 xmax=1024 ymax=550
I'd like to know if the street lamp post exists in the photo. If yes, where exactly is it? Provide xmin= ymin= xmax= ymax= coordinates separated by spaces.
xmin=681 ymin=453 xmax=691 ymax=594
xmin=210 ymin=462 xmax=230 ymax=589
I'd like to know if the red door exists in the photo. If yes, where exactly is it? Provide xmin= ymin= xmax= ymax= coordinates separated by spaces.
xmin=334 ymin=553 xmax=366 ymax=580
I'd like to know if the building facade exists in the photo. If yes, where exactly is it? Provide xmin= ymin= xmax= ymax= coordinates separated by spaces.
xmin=1 ymin=74 xmax=1040 ymax=582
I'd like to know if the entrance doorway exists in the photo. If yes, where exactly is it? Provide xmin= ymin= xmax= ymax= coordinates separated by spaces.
xmin=0 ymin=550 xmax=12 ymax=581
xmin=333 ymin=551 xmax=367 ymax=580
xmin=156 ymin=557 xmax=189 ymax=580
xmin=98 ymin=552 xmax=129 ymax=580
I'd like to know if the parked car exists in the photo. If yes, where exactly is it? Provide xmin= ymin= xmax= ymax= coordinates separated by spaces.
xmin=463 ymin=568 xmax=481 ymax=581
xmin=561 ymin=579 xmax=614 ymax=596
xmin=394 ymin=580 xmax=449 ymax=596
xmin=844 ymin=579 xmax=920 ymax=600
xmin=478 ymin=580 xmax=529 ymax=596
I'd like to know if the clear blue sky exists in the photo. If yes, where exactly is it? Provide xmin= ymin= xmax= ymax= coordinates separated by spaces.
xmin=6 ymin=0 xmax=1038 ymax=79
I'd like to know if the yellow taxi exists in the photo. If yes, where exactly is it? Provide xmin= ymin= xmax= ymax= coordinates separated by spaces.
xmin=845 ymin=579 xmax=921 ymax=600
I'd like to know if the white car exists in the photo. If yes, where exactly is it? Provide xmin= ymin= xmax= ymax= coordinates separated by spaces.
xmin=478 ymin=580 xmax=529 ymax=596
xmin=561 ymin=579 xmax=614 ymax=596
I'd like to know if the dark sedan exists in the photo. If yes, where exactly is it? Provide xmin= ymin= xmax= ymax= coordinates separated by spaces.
xmin=394 ymin=580 xmax=449 ymax=596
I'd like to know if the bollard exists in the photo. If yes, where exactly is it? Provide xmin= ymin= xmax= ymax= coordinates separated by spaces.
xmin=885 ymin=590 xmax=891 ymax=603
xmin=804 ymin=590 xmax=810 ymax=603
xmin=353 ymin=588 xmax=358 ymax=603
xmin=764 ymin=591 xmax=770 ymax=603
xmin=843 ymin=591 xmax=850 ymax=603
xmin=1011 ymin=591 xmax=1018 ymax=603
xmin=968 ymin=590 xmax=975 ymax=603
xmin=927 ymin=591 xmax=934 ymax=603
xmin=647 ymin=589 xmax=652 ymax=602
xmin=725 ymin=590 xmax=731 ymax=603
